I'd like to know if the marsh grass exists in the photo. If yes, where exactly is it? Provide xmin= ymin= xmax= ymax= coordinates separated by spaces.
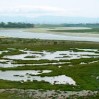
xmin=0 ymin=38 xmax=99 ymax=91
xmin=0 ymin=60 xmax=99 ymax=90
xmin=12 ymin=59 xmax=58 ymax=64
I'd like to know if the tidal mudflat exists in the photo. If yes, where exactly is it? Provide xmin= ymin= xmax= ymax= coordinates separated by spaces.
xmin=0 ymin=29 xmax=99 ymax=42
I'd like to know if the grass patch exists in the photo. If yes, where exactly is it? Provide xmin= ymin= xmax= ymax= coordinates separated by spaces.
xmin=0 ymin=61 xmax=99 ymax=90
xmin=49 ymin=28 xmax=99 ymax=33
xmin=0 ymin=38 xmax=99 ymax=91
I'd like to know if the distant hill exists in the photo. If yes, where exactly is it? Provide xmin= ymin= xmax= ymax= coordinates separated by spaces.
xmin=33 ymin=16 xmax=99 ymax=24
xmin=0 ymin=15 xmax=99 ymax=24
xmin=0 ymin=16 xmax=33 ymax=23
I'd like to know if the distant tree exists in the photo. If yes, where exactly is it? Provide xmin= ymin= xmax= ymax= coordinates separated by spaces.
xmin=0 ymin=22 xmax=5 ymax=27
xmin=0 ymin=22 xmax=34 ymax=28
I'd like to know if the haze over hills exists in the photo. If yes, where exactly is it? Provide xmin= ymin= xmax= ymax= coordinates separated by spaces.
xmin=0 ymin=16 xmax=99 ymax=24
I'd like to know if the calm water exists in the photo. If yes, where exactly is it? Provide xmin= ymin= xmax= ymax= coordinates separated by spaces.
xmin=0 ymin=70 xmax=76 ymax=85
xmin=1 ymin=48 xmax=99 ymax=67
xmin=0 ymin=30 xmax=99 ymax=42
xmin=3 ymin=50 xmax=99 ymax=60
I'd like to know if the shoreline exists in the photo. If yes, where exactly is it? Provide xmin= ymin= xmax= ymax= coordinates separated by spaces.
xmin=0 ymin=27 xmax=99 ymax=39
xmin=25 ymin=28 xmax=99 ymax=38
xmin=0 ymin=28 xmax=99 ymax=42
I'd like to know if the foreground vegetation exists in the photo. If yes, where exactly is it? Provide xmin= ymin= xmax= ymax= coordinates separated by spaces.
xmin=0 ymin=37 xmax=99 ymax=99
xmin=0 ymin=38 xmax=99 ymax=50
xmin=0 ymin=61 xmax=99 ymax=91
xmin=0 ymin=38 xmax=99 ymax=91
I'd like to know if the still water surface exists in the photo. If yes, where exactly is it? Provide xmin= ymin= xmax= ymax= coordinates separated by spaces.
xmin=0 ymin=30 xmax=99 ymax=42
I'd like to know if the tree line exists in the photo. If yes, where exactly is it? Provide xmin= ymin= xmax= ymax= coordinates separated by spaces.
xmin=62 ymin=23 xmax=99 ymax=28
xmin=0 ymin=22 xmax=34 ymax=28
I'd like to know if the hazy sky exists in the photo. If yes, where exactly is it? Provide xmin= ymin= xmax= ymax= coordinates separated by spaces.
xmin=0 ymin=0 xmax=99 ymax=18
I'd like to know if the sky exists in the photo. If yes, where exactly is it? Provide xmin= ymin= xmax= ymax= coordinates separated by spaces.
xmin=0 ymin=0 xmax=99 ymax=18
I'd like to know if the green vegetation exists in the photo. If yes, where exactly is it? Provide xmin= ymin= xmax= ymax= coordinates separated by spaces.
xmin=49 ymin=28 xmax=99 ymax=33
xmin=12 ymin=59 xmax=58 ymax=64
xmin=0 ymin=59 xmax=99 ymax=90
xmin=5 ymin=57 xmax=99 ymax=66
xmin=62 ymin=23 xmax=99 ymax=28
xmin=36 ymin=23 xmax=99 ymax=28
xmin=0 ymin=38 xmax=99 ymax=51
xmin=0 ymin=22 xmax=34 ymax=28
xmin=24 ymin=56 xmax=36 ymax=58
xmin=0 ymin=49 xmax=25 ymax=58
xmin=0 ymin=38 xmax=99 ymax=92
